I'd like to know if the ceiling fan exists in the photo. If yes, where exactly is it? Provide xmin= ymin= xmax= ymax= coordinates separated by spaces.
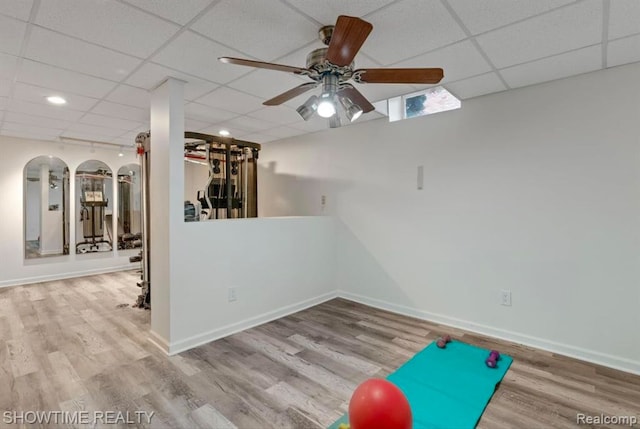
xmin=219 ymin=15 xmax=444 ymax=127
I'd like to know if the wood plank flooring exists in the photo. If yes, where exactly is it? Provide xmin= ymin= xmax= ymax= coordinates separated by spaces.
xmin=0 ymin=271 xmax=638 ymax=428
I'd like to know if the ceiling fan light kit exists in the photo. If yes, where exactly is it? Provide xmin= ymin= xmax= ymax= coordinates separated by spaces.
xmin=219 ymin=15 xmax=444 ymax=128
xmin=317 ymin=93 xmax=337 ymax=118
xmin=296 ymin=95 xmax=318 ymax=121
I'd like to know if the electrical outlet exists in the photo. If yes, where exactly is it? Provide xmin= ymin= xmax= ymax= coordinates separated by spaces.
xmin=321 ymin=195 xmax=326 ymax=205
xmin=500 ymin=290 xmax=512 ymax=306
xmin=228 ymin=287 xmax=237 ymax=302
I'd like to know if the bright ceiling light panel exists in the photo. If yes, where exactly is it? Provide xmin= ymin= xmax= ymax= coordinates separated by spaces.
xmin=46 ymin=96 xmax=67 ymax=105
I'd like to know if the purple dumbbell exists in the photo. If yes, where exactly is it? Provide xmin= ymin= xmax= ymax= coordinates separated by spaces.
xmin=485 ymin=350 xmax=500 ymax=368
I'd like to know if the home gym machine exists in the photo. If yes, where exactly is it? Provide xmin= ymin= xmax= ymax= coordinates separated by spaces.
xmin=132 ymin=131 xmax=261 ymax=309
xmin=76 ymin=170 xmax=113 ymax=253
xmin=185 ymin=132 xmax=260 ymax=220
xmin=117 ymin=171 xmax=142 ymax=250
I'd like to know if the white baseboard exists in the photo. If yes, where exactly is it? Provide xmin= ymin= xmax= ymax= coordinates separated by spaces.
xmin=0 ymin=264 xmax=136 ymax=288
xmin=338 ymin=290 xmax=640 ymax=376
xmin=148 ymin=330 xmax=171 ymax=354
xmin=166 ymin=291 xmax=339 ymax=355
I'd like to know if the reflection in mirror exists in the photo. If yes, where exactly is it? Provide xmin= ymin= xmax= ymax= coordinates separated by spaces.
xmin=75 ymin=160 xmax=113 ymax=254
xmin=24 ymin=156 xmax=70 ymax=259
xmin=117 ymin=164 xmax=142 ymax=250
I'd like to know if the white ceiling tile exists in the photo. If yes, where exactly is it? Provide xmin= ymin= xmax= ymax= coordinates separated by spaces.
xmin=184 ymin=102 xmax=238 ymax=123
xmin=0 ymin=0 xmax=33 ymax=21
xmin=275 ymin=44 xmax=320 ymax=67
xmin=198 ymin=124 xmax=249 ymax=139
xmin=351 ymin=52 xmax=383 ymax=69
xmin=35 ymin=0 xmax=179 ymax=57
xmin=394 ymin=40 xmax=492 ymax=84
xmin=24 ymin=26 xmax=142 ymax=82
xmin=239 ymin=133 xmax=278 ymax=144
xmin=262 ymin=125 xmax=305 ymax=139
xmin=90 ymin=101 xmax=148 ymax=123
xmin=115 ymin=127 xmax=149 ymax=144
xmin=195 ymin=87 xmax=264 ymax=115
xmin=608 ymin=0 xmax=640 ymax=40
xmin=0 ymin=80 xmax=10 ymax=97
xmin=4 ymin=111 xmax=73 ymax=129
xmin=120 ymin=0 xmax=212 ymax=25
xmin=125 ymin=62 xmax=219 ymax=101
xmin=607 ymin=34 xmax=640 ymax=68
xmin=225 ymin=115 xmax=275 ymax=133
xmin=247 ymin=106 xmax=302 ymax=125
xmin=185 ymin=118 xmax=210 ymax=131
xmin=353 ymin=83 xmax=417 ymax=103
xmin=363 ymin=0 xmax=467 ymax=65
xmin=80 ymin=113 xmax=142 ymax=132
xmin=0 ymin=96 xmax=8 ymax=110
xmin=1 ymin=129 xmax=58 ymax=141
xmin=2 ymin=120 xmax=65 ymax=135
xmin=65 ymin=123 xmax=124 ymax=138
xmin=448 ymin=0 xmax=575 ymax=35
xmin=228 ymin=69 xmax=311 ymax=101
xmin=152 ymin=31 xmax=249 ymax=84
xmin=106 ymin=84 xmax=150 ymax=109
xmin=12 ymin=82 xmax=99 ymax=111
xmin=8 ymin=99 xmax=85 ymax=121
xmin=283 ymin=0 xmax=395 ymax=25
xmin=476 ymin=0 xmax=602 ymax=68
xmin=0 ymin=14 xmax=27 ymax=55
xmin=18 ymin=59 xmax=117 ymax=99
xmin=0 ymin=52 xmax=18 ymax=79
xmin=191 ymin=0 xmax=317 ymax=60
xmin=501 ymin=45 xmax=601 ymax=89
xmin=445 ymin=72 xmax=506 ymax=99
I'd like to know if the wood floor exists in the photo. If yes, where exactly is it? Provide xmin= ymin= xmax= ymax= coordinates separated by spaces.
xmin=0 ymin=271 xmax=638 ymax=428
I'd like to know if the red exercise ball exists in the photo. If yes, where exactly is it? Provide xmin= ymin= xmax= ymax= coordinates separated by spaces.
xmin=349 ymin=378 xmax=412 ymax=429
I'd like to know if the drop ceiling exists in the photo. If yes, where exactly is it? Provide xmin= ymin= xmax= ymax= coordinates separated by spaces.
xmin=0 ymin=0 xmax=638 ymax=146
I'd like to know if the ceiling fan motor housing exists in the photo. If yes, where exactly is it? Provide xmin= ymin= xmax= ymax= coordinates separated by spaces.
xmin=306 ymin=48 xmax=354 ymax=81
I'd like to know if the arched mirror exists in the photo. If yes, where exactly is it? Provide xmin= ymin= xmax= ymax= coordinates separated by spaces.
xmin=117 ymin=164 xmax=142 ymax=250
xmin=75 ymin=160 xmax=113 ymax=254
xmin=24 ymin=156 xmax=70 ymax=259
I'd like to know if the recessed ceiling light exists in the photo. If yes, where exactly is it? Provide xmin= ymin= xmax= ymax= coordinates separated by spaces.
xmin=47 ymin=96 xmax=66 ymax=105
xmin=219 ymin=129 xmax=230 ymax=137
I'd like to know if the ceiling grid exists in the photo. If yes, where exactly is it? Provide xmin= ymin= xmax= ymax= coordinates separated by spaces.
xmin=0 ymin=0 xmax=637 ymax=145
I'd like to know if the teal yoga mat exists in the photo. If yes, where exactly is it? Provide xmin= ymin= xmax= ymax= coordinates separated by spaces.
xmin=328 ymin=341 xmax=512 ymax=429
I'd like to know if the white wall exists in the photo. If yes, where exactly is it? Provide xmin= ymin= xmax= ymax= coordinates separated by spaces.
xmin=258 ymin=63 xmax=640 ymax=374
xmin=0 ymin=135 xmax=138 ymax=287
xmin=166 ymin=216 xmax=336 ymax=353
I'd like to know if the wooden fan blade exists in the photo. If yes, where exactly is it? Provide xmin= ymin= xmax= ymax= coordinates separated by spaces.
xmin=219 ymin=57 xmax=308 ymax=75
xmin=326 ymin=16 xmax=373 ymax=67
xmin=264 ymin=82 xmax=319 ymax=106
xmin=355 ymin=68 xmax=444 ymax=84
xmin=337 ymin=86 xmax=375 ymax=113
